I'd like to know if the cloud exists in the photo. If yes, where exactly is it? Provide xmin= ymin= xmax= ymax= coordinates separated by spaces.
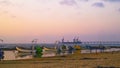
xmin=79 ymin=0 xmax=89 ymax=2
xmin=0 ymin=0 xmax=8 ymax=3
xmin=103 ymin=0 xmax=120 ymax=2
xmin=118 ymin=8 xmax=120 ymax=12
xmin=92 ymin=2 xmax=104 ymax=8
xmin=0 ymin=0 xmax=13 ymax=6
xmin=59 ymin=0 xmax=77 ymax=6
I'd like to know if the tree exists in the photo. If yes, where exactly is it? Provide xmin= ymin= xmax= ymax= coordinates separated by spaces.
xmin=35 ymin=46 xmax=43 ymax=58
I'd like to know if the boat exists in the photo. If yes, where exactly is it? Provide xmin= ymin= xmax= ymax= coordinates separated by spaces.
xmin=16 ymin=47 xmax=34 ymax=53
xmin=16 ymin=47 xmax=56 ymax=53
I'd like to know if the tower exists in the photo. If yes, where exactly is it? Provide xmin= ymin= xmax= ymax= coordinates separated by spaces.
xmin=73 ymin=37 xmax=76 ymax=42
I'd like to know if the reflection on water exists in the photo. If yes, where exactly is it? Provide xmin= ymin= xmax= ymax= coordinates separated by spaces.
xmin=81 ymin=48 xmax=120 ymax=53
xmin=3 ymin=48 xmax=120 ymax=60
xmin=4 ymin=51 xmax=16 ymax=60
xmin=3 ymin=50 xmax=56 ymax=60
xmin=4 ymin=51 xmax=33 ymax=60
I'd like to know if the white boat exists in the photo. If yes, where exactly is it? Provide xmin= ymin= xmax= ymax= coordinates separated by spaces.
xmin=16 ymin=47 xmax=34 ymax=53
xmin=16 ymin=47 xmax=56 ymax=53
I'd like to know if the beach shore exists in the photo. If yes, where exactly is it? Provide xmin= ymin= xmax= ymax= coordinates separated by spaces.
xmin=0 ymin=50 xmax=120 ymax=68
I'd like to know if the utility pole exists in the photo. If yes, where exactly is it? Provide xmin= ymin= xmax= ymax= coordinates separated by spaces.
xmin=0 ymin=39 xmax=3 ymax=49
xmin=31 ymin=39 xmax=38 ymax=56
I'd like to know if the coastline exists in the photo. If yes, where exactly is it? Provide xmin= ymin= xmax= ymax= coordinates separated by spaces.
xmin=0 ymin=50 xmax=120 ymax=68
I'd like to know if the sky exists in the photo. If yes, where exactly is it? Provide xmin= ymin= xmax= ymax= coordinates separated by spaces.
xmin=0 ymin=0 xmax=120 ymax=43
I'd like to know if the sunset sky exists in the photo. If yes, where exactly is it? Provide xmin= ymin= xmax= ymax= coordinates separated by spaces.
xmin=0 ymin=0 xmax=120 ymax=43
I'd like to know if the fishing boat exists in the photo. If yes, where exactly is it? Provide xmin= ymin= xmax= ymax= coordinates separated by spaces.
xmin=16 ymin=47 xmax=56 ymax=53
xmin=16 ymin=47 xmax=34 ymax=53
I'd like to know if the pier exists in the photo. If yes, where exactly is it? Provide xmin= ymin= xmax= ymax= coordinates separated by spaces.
xmin=81 ymin=41 xmax=120 ymax=46
xmin=59 ymin=38 xmax=120 ymax=46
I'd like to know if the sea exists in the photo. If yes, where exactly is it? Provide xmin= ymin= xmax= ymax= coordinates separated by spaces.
xmin=0 ymin=42 xmax=120 ymax=49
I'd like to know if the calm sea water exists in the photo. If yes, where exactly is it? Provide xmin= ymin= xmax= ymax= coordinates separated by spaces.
xmin=3 ymin=50 xmax=56 ymax=60
xmin=4 ymin=51 xmax=33 ymax=60
xmin=0 ymin=43 xmax=120 ymax=49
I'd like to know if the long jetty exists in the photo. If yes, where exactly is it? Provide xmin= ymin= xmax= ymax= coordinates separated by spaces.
xmin=81 ymin=41 xmax=120 ymax=45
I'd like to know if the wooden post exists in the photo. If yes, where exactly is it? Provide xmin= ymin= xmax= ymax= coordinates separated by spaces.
xmin=96 ymin=49 xmax=97 ymax=54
